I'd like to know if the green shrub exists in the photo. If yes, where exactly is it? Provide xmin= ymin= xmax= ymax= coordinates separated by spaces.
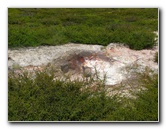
xmin=125 ymin=30 xmax=156 ymax=50
xmin=8 ymin=8 xmax=158 ymax=49
xmin=8 ymin=70 xmax=158 ymax=121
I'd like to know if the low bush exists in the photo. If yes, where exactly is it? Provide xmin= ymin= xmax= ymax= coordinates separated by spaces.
xmin=8 ymin=70 xmax=158 ymax=121
xmin=8 ymin=8 xmax=158 ymax=50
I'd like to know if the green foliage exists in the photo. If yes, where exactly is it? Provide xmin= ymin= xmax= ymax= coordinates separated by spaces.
xmin=8 ymin=70 xmax=158 ymax=121
xmin=105 ymin=74 xmax=158 ymax=121
xmin=8 ymin=8 xmax=158 ymax=49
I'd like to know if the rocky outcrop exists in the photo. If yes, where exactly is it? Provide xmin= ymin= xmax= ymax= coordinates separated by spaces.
xmin=8 ymin=42 xmax=158 ymax=86
xmin=8 ymin=42 xmax=159 ymax=98
xmin=8 ymin=43 xmax=103 ymax=69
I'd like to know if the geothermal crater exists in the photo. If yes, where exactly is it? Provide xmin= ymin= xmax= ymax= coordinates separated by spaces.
xmin=8 ymin=42 xmax=158 ymax=87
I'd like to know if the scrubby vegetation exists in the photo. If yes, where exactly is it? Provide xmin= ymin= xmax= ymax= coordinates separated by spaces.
xmin=8 ymin=8 xmax=158 ymax=49
xmin=8 ymin=70 xmax=158 ymax=121
xmin=8 ymin=8 xmax=159 ymax=121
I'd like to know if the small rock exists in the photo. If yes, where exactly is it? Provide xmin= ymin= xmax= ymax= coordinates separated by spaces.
xmin=82 ymin=66 xmax=92 ymax=77
xmin=61 ymin=64 xmax=69 ymax=73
